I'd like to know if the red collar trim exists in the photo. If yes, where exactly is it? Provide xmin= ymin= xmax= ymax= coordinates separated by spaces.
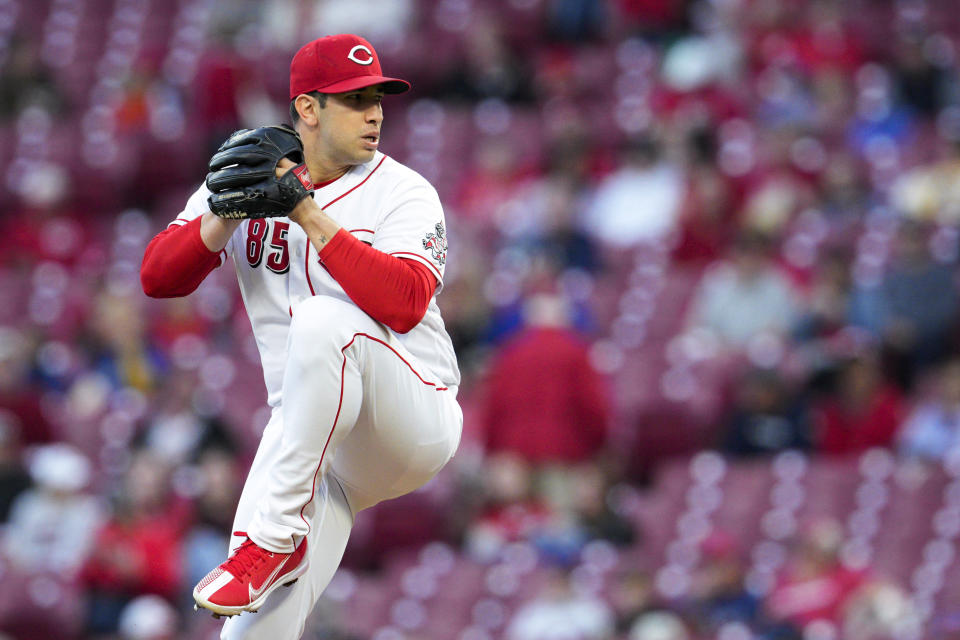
xmin=321 ymin=156 xmax=387 ymax=209
xmin=312 ymin=176 xmax=340 ymax=189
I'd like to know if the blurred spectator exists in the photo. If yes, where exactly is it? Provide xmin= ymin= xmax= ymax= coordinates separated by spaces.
xmin=810 ymin=69 xmax=856 ymax=140
xmin=660 ymin=32 xmax=741 ymax=95
xmin=610 ymin=569 xmax=658 ymax=635
xmin=765 ymin=519 xmax=870 ymax=635
xmin=0 ymin=327 xmax=53 ymax=446
xmin=194 ymin=39 xmax=244 ymax=154
xmin=497 ymin=129 xmax=600 ymax=270
xmin=482 ymin=292 xmax=608 ymax=464
xmin=0 ymin=162 xmax=92 ymax=270
xmin=813 ymin=352 xmax=905 ymax=455
xmin=892 ymin=35 xmax=950 ymax=118
xmin=897 ymin=358 xmax=960 ymax=461
xmin=841 ymin=580 xmax=921 ymax=640
xmin=117 ymin=595 xmax=179 ymax=640
xmin=613 ymin=0 xmax=686 ymax=34
xmin=796 ymin=247 xmax=855 ymax=341
xmin=544 ymin=194 xmax=601 ymax=276
xmin=721 ymin=368 xmax=812 ymax=457
xmin=797 ymin=0 xmax=867 ymax=73
xmin=891 ymin=141 xmax=960 ymax=224
xmin=671 ymin=164 xmax=737 ymax=266
xmin=309 ymin=0 xmax=415 ymax=49
xmin=508 ymin=461 xmax=638 ymax=566
xmin=815 ymin=151 xmax=871 ymax=220
xmin=739 ymin=130 xmax=816 ymax=235
xmin=583 ymin=136 xmax=684 ymax=248
xmin=143 ymin=296 xmax=215 ymax=352
xmin=454 ymin=136 xmax=532 ymax=227
xmin=464 ymin=453 xmax=552 ymax=561
xmin=846 ymin=66 xmax=917 ymax=165
xmin=628 ymin=610 xmax=690 ymax=640
xmin=136 ymin=369 xmax=236 ymax=468
xmin=81 ymin=451 xmax=189 ymax=635
xmin=81 ymin=292 xmax=167 ymax=394
xmin=686 ymin=531 xmax=759 ymax=634
xmin=545 ymin=0 xmax=609 ymax=42
xmin=2 ymin=444 xmax=103 ymax=575
xmin=506 ymin=567 xmax=615 ymax=640
xmin=182 ymin=446 xmax=243 ymax=590
xmin=685 ymin=231 xmax=800 ymax=348
xmin=482 ymin=243 xmax=595 ymax=351
xmin=435 ymin=246 xmax=493 ymax=369
xmin=433 ymin=16 xmax=535 ymax=104
xmin=498 ymin=149 xmax=601 ymax=275
xmin=235 ymin=67 xmax=285 ymax=131
xmin=565 ymin=463 xmax=636 ymax=547
xmin=752 ymin=68 xmax=816 ymax=131
xmin=0 ymin=421 xmax=29 ymax=523
xmin=875 ymin=221 xmax=959 ymax=384
xmin=114 ymin=71 xmax=152 ymax=137
xmin=0 ymin=37 xmax=66 ymax=120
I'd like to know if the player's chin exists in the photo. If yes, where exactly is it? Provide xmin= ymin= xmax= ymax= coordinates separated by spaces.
xmin=355 ymin=147 xmax=377 ymax=163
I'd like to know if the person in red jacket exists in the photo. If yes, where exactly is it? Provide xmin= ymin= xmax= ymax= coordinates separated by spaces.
xmin=483 ymin=292 xmax=609 ymax=463
xmin=813 ymin=352 xmax=905 ymax=455
xmin=80 ymin=450 xmax=189 ymax=635
xmin=141 ymin=34 xmax=463 ymax=638
xmin=765 ymin=518 xmax=871 ymax=632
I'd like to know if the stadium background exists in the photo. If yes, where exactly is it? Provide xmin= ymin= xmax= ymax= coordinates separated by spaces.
xmin=2 ymin=0 xmax=960 ymax=638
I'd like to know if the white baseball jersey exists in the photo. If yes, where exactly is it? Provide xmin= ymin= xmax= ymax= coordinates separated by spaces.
xmin=170 ymin=151 xmax=460 ymax=406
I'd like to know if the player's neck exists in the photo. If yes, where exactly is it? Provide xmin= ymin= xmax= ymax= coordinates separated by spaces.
xmin=307 ymin=162 xmax=351 ymax=186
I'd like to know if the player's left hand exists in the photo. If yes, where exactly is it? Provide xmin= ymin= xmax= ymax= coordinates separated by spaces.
xmin=206 ymin=125 xmax=315 ymax=219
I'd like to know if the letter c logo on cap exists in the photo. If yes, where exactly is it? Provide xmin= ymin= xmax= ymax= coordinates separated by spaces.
xmin=347 ymin=45 xmax=374 ymax=66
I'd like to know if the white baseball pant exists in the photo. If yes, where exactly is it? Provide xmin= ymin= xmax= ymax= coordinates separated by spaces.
xmin=221 ymin=295 xmax=462 ymax=640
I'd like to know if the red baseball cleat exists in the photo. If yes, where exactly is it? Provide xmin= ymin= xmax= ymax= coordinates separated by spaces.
xmin=193 ymin=536 xmax=309 ymax=616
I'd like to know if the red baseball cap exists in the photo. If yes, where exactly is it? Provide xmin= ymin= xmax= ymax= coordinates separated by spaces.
xmin=289 ymin=34 xmax=410 ymax=100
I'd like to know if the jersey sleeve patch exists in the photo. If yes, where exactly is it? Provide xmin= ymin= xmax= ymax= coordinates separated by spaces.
xmin=369 ymin=168 xmax=448 ymax=286
xmin=421 ymin=222 xmax=447 ymax=266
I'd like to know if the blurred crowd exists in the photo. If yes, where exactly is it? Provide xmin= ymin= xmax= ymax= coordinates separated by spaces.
xmin=3 ymin=0 xmax=960 ymax=638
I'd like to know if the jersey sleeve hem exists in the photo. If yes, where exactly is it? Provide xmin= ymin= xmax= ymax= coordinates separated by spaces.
xmin=168 ymin=218 xmax=227 ymax=265
xmin=389 ymin=251 xmax=443 ymax=282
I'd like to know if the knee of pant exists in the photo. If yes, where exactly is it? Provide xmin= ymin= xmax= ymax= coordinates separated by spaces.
xmin=290 ymin=296 xmax=366 ymax=348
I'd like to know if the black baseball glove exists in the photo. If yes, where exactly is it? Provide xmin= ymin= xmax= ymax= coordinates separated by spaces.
xmin=206 ymin=125 xmax=314 ymax=219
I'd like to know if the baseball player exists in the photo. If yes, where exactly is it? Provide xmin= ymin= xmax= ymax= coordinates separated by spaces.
xmin=140 ymin=34 xmax=462 ymax=639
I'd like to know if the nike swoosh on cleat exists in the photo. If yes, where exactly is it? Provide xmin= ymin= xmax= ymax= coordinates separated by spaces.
xmin=248 ymin=560 xmax=288 ymax=601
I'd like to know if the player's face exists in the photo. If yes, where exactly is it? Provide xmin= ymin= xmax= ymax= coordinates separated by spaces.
xmin=311 ymin=85 xmax=386 ymax=171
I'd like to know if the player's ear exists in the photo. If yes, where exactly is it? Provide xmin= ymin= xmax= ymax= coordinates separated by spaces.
xmin=294 ymin=94 xmax=322 ymax=127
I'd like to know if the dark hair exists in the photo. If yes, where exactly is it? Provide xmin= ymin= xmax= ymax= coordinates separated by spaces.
xmin=289 ymin=91 xmax=327 ymax=124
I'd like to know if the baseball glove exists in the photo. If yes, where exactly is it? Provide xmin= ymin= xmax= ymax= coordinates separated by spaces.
xmin=206 ymin=125 xmax=314 ymax=219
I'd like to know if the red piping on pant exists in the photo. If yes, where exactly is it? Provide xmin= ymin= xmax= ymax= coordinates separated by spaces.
xmin=297 ymin=331 xmax=448 ymax=533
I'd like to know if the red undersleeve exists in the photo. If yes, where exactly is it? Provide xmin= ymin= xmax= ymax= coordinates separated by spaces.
xmin=141 ymin=217 xmax=221 ymax=298
xmin=140 ymin=221 xmax=436 ymax=333
xmin=318 ymin=229 xmax=436 ymax=333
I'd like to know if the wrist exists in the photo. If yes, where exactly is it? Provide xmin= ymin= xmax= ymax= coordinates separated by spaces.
xmin=286 ymin=195 xmax=319 ymax=227
xmin=290 ymin=199 xmax=341 ymax=251
xmin=200 ymin=213 xmax=241 ymax=252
